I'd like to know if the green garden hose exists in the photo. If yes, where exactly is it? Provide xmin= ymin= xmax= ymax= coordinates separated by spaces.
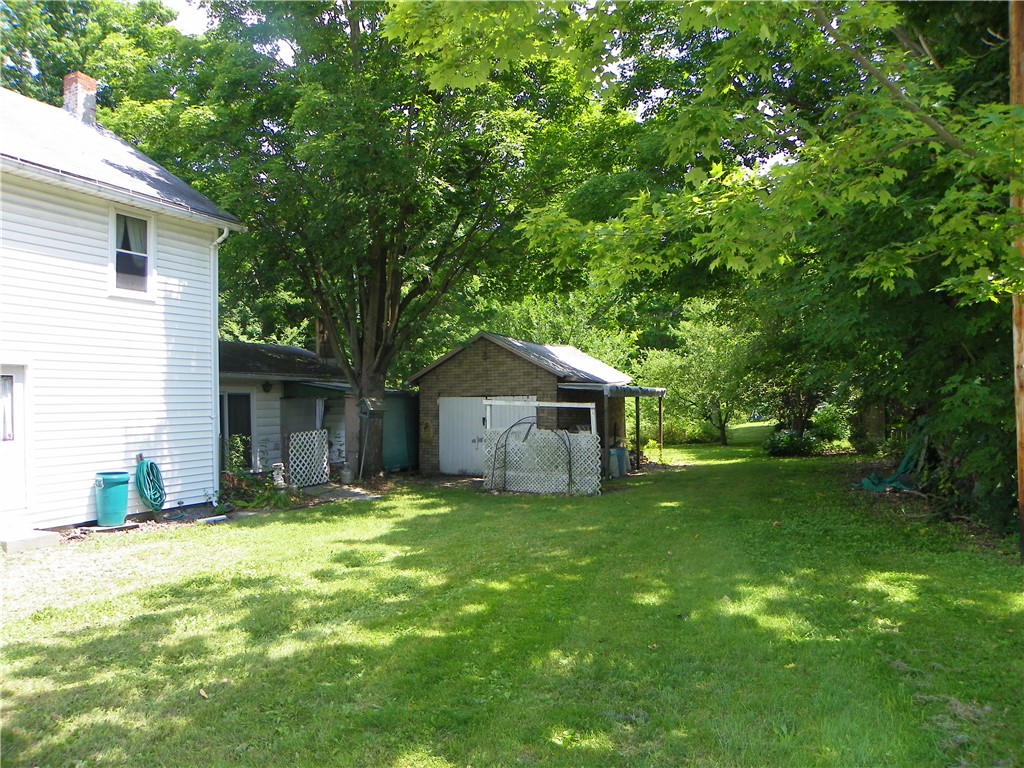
xmin=135 ymin=459 xmax=166 ymax=512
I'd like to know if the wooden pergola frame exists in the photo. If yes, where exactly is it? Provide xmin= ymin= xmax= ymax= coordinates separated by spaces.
xmin=600 ymin=385 xmax=667 ymax=475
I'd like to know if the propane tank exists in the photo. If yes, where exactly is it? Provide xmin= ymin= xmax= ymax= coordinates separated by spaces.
xmin=340 ymin=462 xmax=354 ymax=485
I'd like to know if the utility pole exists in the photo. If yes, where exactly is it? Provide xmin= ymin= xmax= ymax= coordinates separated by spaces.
xmin=1010 ymin=0 xmax=1023 ymax=561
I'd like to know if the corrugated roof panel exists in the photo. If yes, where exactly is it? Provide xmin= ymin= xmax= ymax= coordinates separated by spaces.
xmin=406 ymin=332 xmax=635 ymax=385
xmin=483 ymin=333 xmax=632 ymax=385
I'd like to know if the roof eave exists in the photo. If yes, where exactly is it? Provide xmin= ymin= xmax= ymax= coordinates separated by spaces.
xmin=220 ymin=372 xmax=347 ymax=382
xmin=602 ymin=384 xmax=667 ymax=398
xmin=558 ymin=382 xmax=625 ymax=391
xmin=1 ymin=155 xmax=246 ymax=232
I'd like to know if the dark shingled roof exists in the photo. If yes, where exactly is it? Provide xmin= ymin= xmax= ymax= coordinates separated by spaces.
xmin=219 ymin=341 xmax=348 ymax=381
xmin=0 ymin=87 xmax=241 ymax=228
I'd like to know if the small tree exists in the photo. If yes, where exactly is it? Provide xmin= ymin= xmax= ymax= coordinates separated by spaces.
xmin=635 ymin=349 xmax=714 ymax=444
xmin=641 ymin=299 xmax=752 ymax=446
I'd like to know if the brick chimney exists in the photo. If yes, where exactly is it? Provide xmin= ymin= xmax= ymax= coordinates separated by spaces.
xmin=63 ymin=71 xmax=97 ymax=125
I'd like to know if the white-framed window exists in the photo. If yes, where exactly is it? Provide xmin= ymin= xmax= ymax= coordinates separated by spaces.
xmin=111 ymin=211 xmax=154 ymax=295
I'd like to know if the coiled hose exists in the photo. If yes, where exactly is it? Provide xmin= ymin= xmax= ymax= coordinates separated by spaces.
xmin=135 ymin=459 xmax=166 ymax=512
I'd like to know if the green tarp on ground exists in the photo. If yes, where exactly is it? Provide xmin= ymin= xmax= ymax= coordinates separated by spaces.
xmin=852 ymin=434 xmax=927 ymax=493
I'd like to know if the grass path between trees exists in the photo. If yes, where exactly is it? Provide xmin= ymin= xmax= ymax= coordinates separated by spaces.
xmin=3 ymin=428 xmax=1022 ymax=767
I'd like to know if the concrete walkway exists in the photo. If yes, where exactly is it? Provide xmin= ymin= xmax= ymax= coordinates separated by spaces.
xmin=0 ymin=527 xmax=62 ymax=553
xmin=300 ymin=483 xmax=381 ymax=503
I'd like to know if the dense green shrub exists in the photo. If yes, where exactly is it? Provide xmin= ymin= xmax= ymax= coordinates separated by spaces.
xmin=652 ymin=416 xmax=719 ymax=445
xmin=848 ymin=427 xmax=881 ymax=455
xmin=928 ymin=375 xmax=1016 ymax=533
xmin=808 ymin=402 xmax=851 ymax=441
xmin=763 ymin=430 xmax=821 ymax=457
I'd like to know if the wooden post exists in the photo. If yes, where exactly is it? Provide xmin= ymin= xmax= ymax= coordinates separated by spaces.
xmin=602 ymin=394 xmax=610 ymax=477
xmin=1011 ymin=0 xmax=1024 ymax=561
xmin=634 ymin=396 xmax=641 ymax=471
xmin=658 ymin=396 xmax=665 ymax=454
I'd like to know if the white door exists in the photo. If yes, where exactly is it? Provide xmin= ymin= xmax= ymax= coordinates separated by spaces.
xmin=1 ymin=366 xmax=27 ymax=519
xmin=438 ymin=396 xmax=536 ymax=476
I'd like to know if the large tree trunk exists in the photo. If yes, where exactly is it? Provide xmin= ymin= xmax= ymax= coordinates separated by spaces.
xmin=356 ymin=368 xmax=387 ymax=478
xmin=712 ymin=405 xmax=729 ymax=446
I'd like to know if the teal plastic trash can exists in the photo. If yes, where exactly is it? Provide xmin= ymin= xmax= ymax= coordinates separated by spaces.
xmin=95 ymin=472 xmax=130 ymax=527
xmin=611 ymin=447 xmax=628 ymax=478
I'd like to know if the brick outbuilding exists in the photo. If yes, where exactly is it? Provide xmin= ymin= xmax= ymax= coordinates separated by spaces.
xmin=407 ymin=332 xmax=665 ymax=477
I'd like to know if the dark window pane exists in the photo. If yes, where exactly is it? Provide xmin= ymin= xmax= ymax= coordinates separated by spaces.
xmin=115 ymin=251 xmax=147 ymax=291
xmin=222 ymin=393 xmax=253 ymax=470
xmin=227 ymin=393 xmax=253 ymax=438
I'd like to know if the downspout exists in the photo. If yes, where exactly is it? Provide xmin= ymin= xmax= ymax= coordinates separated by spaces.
xmin=211 ymin=227 xmax=229 ymax=501
xmin=214 ymin=227 xmax=231 ymax=246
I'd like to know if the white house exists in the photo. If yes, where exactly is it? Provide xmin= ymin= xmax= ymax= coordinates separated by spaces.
xmin=0 ymin=73 xmax=243 ymax=546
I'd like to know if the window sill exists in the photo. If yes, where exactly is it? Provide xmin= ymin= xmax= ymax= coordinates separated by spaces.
xmin=107 ymin=288 xmax=158 ymax=303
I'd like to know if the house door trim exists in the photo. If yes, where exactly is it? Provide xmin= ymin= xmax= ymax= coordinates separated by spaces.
xmin=1 ymin=365 xmax=29 ymax=521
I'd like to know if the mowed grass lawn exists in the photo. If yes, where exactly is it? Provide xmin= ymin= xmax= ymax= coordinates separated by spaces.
xmin=3 ymin=425 xmax=1022 ymax=768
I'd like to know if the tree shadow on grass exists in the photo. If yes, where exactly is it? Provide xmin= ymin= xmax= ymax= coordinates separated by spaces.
xmin=2 ymin=459 xmax=1022 ymax=767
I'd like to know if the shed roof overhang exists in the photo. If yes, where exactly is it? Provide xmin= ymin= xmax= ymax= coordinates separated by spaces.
xmin=558 ymin=383 xmax=667 ymax=398
xmin=223 ymin=373 xmax=336 ymax=383
xmin=283 ymin=381 xmax=353 ymax=398
xmin=282 ymin=381 xmax=416 ymax=399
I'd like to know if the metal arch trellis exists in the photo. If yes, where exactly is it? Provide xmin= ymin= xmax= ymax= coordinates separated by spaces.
xmin=482 ymin=401 xmax=601 ymax=496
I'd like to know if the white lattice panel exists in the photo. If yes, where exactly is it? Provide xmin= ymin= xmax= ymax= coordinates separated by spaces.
xmin=484 ymin=427 xmax=601 ymax=495
xmin=288 ymin=429 xmax=329 ymax=487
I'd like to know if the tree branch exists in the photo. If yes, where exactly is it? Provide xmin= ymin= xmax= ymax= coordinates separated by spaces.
xmin=915 ymin=27 xmax=942 ymax=71
xmin=293 ymin=249 xmax=359 ymax=385
xmin=892 ymin=25 xmax=926 ymax=59
xmin=396 ymin=213 xmax=484 ymax=317
xmin=393 ymin=226 xmax=504 ymax=354
xmin=810 ymin=7 xmax=974 ymax=157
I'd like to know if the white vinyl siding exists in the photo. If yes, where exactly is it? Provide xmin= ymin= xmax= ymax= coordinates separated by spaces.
xmin=0 ymin=174 xmax=220 ymax=529
xmin=1 ymin=375 xmax=13 ymax=441
xmin=253 ymin=390 xmax=283 ymax=471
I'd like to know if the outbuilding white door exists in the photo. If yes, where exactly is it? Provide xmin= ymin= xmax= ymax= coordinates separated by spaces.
xmin=1 ymin=366 xmax=28 ymax=520
xmin=438 ymin=396 xmax=536 ymax=476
